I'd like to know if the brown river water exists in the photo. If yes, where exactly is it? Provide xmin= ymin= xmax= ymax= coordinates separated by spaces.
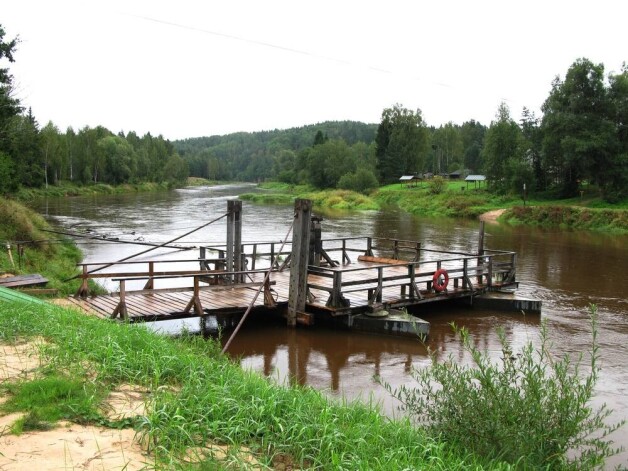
xmin=33 ymin=184 xmax=628 ymax=466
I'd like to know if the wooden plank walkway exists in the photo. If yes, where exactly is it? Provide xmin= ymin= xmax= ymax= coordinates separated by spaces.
xmin=69 ymin=258 xmax=500 ymax=323
xmin=0 ymin=274 xmax=49 ymax=288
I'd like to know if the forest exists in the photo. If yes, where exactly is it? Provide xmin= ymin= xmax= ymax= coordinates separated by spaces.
xmin=1 ymin=22 xmax=626 ymax=202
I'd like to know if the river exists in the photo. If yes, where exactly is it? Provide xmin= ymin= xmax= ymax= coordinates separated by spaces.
xmin=33 ymin=184 xmax=628 ymax=465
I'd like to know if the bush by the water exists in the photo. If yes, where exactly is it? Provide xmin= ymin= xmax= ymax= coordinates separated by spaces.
xmin=504 ymin=205 xmax=628 ymax=233
xmin=384 ymin=306 xmax=624 ymax=469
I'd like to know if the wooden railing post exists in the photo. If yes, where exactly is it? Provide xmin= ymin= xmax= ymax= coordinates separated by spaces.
xmin=342 ymin=239 xmax=351 ymax=264
xmin=510 ymin=253 xmax=517 ymax=283
xmin=393 ymin=240 xmax=399 ymax=259
xmin=327 ymin=271 xmax=347 ymax=308
xmin=112 ymin=280 xmax=128 ymax=320
xmin=199 ymin=247 xmax=206 ymax=270
xmin=407 ymin=263 xmax=422 ymax=299
xmin=143 ymin=261 xmax=154 ymax=290
xmin=487 ymin=256 xmax=493 ymax=288
xmin=263 ymin=277 xmax=275 ymax=307
xmin=477 ymin=221 xmax=485 ymax=285
xmin=413 ymin=242 xmax=421 ymax=262
xmin=75 ymin=265 xmax=90 ymax=298
xmin=365 ymin=237 xmax=373 ymax=256
xmin=184 ymin=276 xmax=204 ymax=315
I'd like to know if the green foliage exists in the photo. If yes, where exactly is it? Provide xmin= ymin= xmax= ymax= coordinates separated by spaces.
xmin=428 ymin=176 xmax=446 ymax=194
xmin=541 ymin=58 xmax=625 ymax=200
xmin=376 ymin=104 xmax=429 ymax=183
xmin=503 ymin=205 xmax=628 ymax=233
xmin=337 ymin=168 xmax=379 ymax=194
xmin=0 ymin=151 xmax=17 ymax=194
xmin=482 ymin=102 xmax=529 ymax=194
xmin=161 ymin=153 xmax=189 ymax=185
xmin=0 ymin=25 xmax=22 ymax=153
xmin=176 ymin=121 xmax=377 ymax=183
xmin=384 ymin=306 xmax=624 ymax=469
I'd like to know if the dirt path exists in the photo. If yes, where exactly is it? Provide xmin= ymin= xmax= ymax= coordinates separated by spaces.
xmin=479 ymin=208 xmax=506 ymax=223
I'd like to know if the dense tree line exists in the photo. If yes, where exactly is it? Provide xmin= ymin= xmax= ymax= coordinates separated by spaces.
xmin=0 ymin=25 xmax=186 ymax=194
xmin=174 ymin=121 xmax=378 ymax=182
xmin=480 ymin=59 xmax=627 ymax=201
xmin=2 ymin=23 xmax=625 ymax=201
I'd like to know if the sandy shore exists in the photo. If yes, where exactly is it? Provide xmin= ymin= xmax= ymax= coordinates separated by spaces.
xmin=479 ymin=208 xmax=506 ymax=223
xmin=0 ymin=340 xmax=150 ymax=470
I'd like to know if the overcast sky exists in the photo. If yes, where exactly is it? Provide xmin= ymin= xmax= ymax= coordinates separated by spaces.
xmin=3 ymin=0 xmax=626 ymax=140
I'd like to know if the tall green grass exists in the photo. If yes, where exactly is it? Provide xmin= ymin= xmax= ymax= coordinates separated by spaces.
xmin=502 ymin=205 xmax=628 ymax=233
xmin=0 ymin=300 xmax=511 ymax=469
xmin=13 ymin=181 xmax=174 ymax=201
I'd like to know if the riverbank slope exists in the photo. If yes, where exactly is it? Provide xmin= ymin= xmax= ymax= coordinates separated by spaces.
xmin=241 ymin=182 xmax=628 ymax=234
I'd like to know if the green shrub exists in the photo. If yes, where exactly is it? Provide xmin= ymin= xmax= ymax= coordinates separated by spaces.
xmin=384 ymin=306 xmax=624 ymax=469
xmin=428 ymin=176 xmax=446 ymax=194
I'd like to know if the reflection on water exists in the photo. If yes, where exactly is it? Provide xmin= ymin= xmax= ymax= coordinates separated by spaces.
xmin=31 ymin=184 xmax=628 ymax=465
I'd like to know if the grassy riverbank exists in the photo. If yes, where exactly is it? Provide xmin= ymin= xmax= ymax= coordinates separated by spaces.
xmin=0 ymin=199 xmax=98 ymax=296
xmin=243 ymin=182 xmax=628 ymax=233
xmin=240 ymin=182 xmax=379 ymax=210
xmin=0 ymin=299 xmax=509 ymax=469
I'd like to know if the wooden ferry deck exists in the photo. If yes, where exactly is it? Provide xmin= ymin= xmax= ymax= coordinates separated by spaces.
xmin=69 ymin=238 xmax=516 ymax=323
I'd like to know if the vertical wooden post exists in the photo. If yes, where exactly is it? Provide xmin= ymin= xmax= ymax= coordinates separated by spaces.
xmin=226 ymin=202 xmax=234 ymax=282
xmin=477 ymin=221 xmax=485 ymax=284
xmin=75 ymin=265 xmax=90 ymax=298
xmin=478 ymin=221 xmax=485 ymax=256
xmin=143 ymin=261 xmax=154 ymax=290
xmin=226 ymin=200 xmax=243 ymax=282
xmin=309 ymin=216 xmax=322 ymax=266
xmin=233 ymin=200 xmax=242 ymax=282
xmin=413 ymin=242 xmax=421 ymax=262
xmin=488 ymin=256 xmax=493 ymax=288
xmin=112 ymin=280 xmax=128 ymax=321
xmin=199 ymin=247 xmax=206 ymax=270
xmin=288 ymin=199 xmax=312 ymax=327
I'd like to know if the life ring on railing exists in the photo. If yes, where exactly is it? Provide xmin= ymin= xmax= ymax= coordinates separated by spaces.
xmin=432 ymin=269 xmax=449 ymax=292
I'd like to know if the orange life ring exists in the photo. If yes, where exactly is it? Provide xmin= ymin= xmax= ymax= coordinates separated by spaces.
xmin=432 ymin=269 xmax=449 ymax=292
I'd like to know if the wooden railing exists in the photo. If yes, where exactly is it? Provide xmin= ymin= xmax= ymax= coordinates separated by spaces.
xmin=306 ymin=237 xmax=517 ymax=309
xmin=108 ymin=270 xmax=276 ymax=321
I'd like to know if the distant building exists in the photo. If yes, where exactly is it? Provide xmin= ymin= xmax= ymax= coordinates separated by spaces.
xmin=464 ymin=174 xmax=487 ymax=189
xmin=399 ymin=174 xmax=422 ymax=188
xmin=450 ymin=169 xmax=471 ymax=180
